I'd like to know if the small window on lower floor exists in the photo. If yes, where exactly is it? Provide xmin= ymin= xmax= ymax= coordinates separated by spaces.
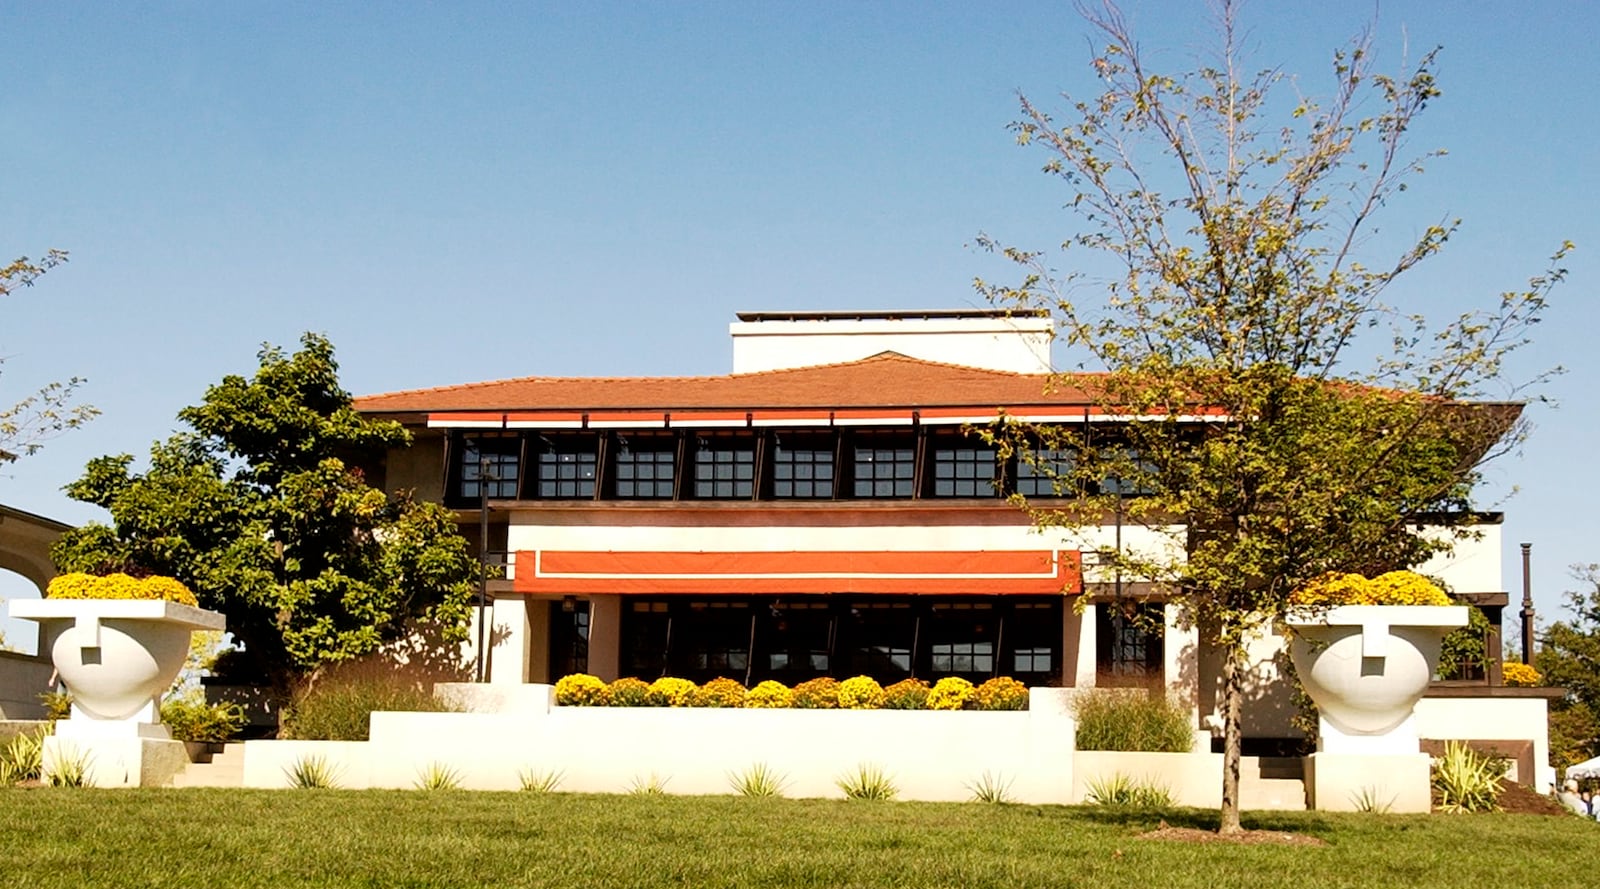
xmin=1095 ymin=601 xmax=1164 ymax=686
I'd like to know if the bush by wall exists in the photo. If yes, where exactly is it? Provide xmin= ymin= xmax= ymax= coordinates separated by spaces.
xmin=282 ymin=675 xmax=455 ymax=741
xmin=791 ymin=677 xmax=841 ymax=710
xmin=973 ymin=677 xmax=1029 ymax=711
xmin=926 ymin=677 xmax=976 ymax=711
xmin=646 ymin=677 xmax=698 ymax=707
xmin=744 ymin=680 xmax=794 ymax=708
xmin=837 ymin=676 xmax=885 ymax=709
xmin=45 ymin=572 xmax=200 ymax=607
xmin=554 ymin=674 xmax=1036 ymax=711
xmin=693 ymin=677 xmax=747 ymax=708
xmin=880 ymin=678 xmax=930 ymax=710
xmin=1072 ymin=689 xmax=1194 ymax=752
xmin=607 ymin=677 xmax=652 ymax=706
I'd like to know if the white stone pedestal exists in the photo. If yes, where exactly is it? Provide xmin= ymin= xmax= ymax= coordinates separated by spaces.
xmin=45 ymin=718 xmax=189 ymax=787
xmin=1305 ymin=752 xmax=1432 ymax=813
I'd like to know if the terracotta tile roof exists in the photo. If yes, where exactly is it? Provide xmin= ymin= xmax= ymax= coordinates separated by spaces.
xmin=354 ymin=352 xmax=1094 ymax=413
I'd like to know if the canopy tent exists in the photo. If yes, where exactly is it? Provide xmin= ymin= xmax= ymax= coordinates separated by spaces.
xmin=1567 ymin=755 xmax=1600 ymax=780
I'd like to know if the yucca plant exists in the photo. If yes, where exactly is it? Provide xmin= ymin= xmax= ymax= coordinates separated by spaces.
xmin=627 ymin=772 xmax=670 ymax=795
xmin=727 ymin=762 xmax=788 ymax=798
xmin=0 ymin=729 xmax=46 ymax=785
xmin=44 ymin=747 xmax=93 ymax=788
xmin=284 ymin=754 xmax=342 ymax=789
xmin=1350 ymin=785 xmax=1396 ymax=814
xmin=836 ymin=763 xmax=897 ymax=801
xmin=1084 ymin=772 xmax=1172 ymax=807
xmin=518 ymin=766 xmax=565 ymax=793
xmin=1432 ymin=740 xmax=1503 ymax=813
xmin=964 ymin=770 xmax=1016 ymax=804
xmin=414 ymin=761 xmax=463 ymax=791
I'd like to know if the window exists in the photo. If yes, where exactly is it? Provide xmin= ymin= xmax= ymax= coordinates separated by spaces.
xmin=533 ymin=434 xmax=598 ymax=499
xmin=612 ymin=433 xmax=676 ymax=499
xmin=548 ymin=600 xmax=590 ymax=678
xmin=458 ymin=435 xmax=520 ymax=500
xmin=692 ymin=433 xmax=755 ymax=499
xmin=624 ymin=601 xmax=671 ymax=677
xmin=926 ymin=602 xmax=996 ymax=676
xmin=852 ymin=433 xmax=915 ymax=498
xmin=930 ymin=436 xmax=999 ymax=498
xmin=762 ymin=601 xmax=833 ymax=677
xmin=678 ymin=600 xmax=752 ymax=678
xmin=1096 ymin=601 xmax=1164 ymax=685
xmin=1015 ymin=449 xmax=1076 ymax=498
xmin=1099 ymin=447 xmax=1158 ymax=496
xmin=1009 ymin=602 xmax=1059 ymax=678
xmin=846 ymin=602 xmax=914 ymax=678
xmin=771 ymin=433 xmax=834 ymax=499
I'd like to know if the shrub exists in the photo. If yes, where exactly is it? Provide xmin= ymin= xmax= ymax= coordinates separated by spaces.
xmin=160 ymin=692 xmax=246 ymax=743
xmin=282 ymin=675 xmax=453 ymax=741
xmin=1290 ymin=570 xmax=1450 ymax=607
xmin=554 ymin=673 xmax=610 ymax=707
xmin=518 ymin=767 xmax=565 ymax=792
xmin=645 ymin=677 xmax=697 ymax=707
xmin=607 ymin=677 xmax=652 ymax=707
xmin=1072 ymin=689 xmax=1194 ymax=752
xmin=0 ymin=729 xmax=46 ymax=786
xmin=973 ymin=677 xmax=1029 ymax=711
xmin=414 ymin=761 xmax=463 ymax=791
xmin=1084 ymin=772 xmax=1172 ymax=807
xmin=627 ymin=772 xmax=670 ymax=795
xmin=964 ymin=770 xmax=1015 ymax=804
xmin=791 ymin=677 xmax=840 ymax=709
xmin=694 ymin=677 xmax=747 ymax=708
xmin=880 ymin=678 xmax=930 ymax=710
xmin=1432 ymin=740 xmax=1504 ymax=813
xmin=744 ymin=680 xmax=793 ymax=709
xmin=836 ymin=676 xmax=885 ymax=709
xmin=727 ymin=762 xmax=788 ymax=798
xmin=38 ymin=692 xmax=72 ymax=723
xmin=45 ymin=572 xmax=200 ymax=607
xmin=284 ymin=754 xmax=341 ymax=789
xmin=926 ymin=677 xmax=976 ymax=710
xmin=836 ymin=763 xmax=897 ymax=800
xmin=1502 ymin=662 xmax=1542 ymax=687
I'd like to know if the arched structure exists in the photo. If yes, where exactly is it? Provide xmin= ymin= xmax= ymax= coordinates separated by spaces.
xmin=0 ymin=503 xmax=68 ymax=593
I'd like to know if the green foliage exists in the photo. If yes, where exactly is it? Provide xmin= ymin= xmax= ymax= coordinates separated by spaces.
xmin=1083 ymin=773 xmax=1173 ymax=808
xmin=963 ymin=770 xmax=1015 ymax=804
xmin=37 ymin=692 xmax=71 ymax=723
xmin=414 ymin=762 xmax=463 ymax=791
xmin=1431 ymin=741 xmax=1504 ymax=813
xmin=0 ymin=249 xmax=98 ymax=463
xmin=1073 ymin=690 xmax=1194 ymax=753
xmin=160 ymin=693 xmax=246 ymax=743
xmin=1349 ymin=786 xmax=1396 ymax=815
xmin=281 ymin=674 xmax=453 ymax=741
xmin=1537 ymin=565 xmax=1600 ymax=768
xmin=50 ymin=333 xmax=478 ymax=691
xmin=283 ymin=754 xmax=341 ymax=789
xmin=0 ymin=729 xmax=46 ymax=785
xmin=727 ymin=762 xmax=788 ymax=798
xmin=44 ymin=746 xmax=92 ymax=788
xmin=1437 ymin=606 xmax=1493 ymax=680
xmin=974 ymin=2 xmax=1560 ymax=832
xmin=517 ymin=767 xmax=565 ymax=793
xmin=836 ymin=763 xmax=897 ymax=801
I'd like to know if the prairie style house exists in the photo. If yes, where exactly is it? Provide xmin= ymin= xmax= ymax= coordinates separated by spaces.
xmin=354 ymin=309 xmax=1546 ymax=763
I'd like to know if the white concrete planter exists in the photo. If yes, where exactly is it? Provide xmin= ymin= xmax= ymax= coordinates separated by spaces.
xmin=1286 ymin=604 xmax=1466 ymax=753
xmin=10 ymin=599 xmax=225 ymax=722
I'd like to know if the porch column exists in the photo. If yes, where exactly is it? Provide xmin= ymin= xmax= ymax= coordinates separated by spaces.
xmin=587 ymin=594 xmax=623 ymax=682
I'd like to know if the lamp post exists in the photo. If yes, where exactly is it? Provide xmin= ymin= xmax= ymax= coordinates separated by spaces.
xmin=1520 ymin=542 xmax=1535 ymax=665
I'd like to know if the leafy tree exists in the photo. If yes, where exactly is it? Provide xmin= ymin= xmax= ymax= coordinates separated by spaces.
xmin=1537 ymin=565 xmax=1600 ymax=769
xmin=977 ymin=2 xmax=1563 ymax=833
xmin=51 ymin=333 xmax=478 ymax=695
xmin=1 ymin=250 xmax=97 ymax=463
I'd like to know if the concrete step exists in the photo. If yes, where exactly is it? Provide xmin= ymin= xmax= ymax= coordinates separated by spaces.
xmin=170 ymin=742 xmax=247 ymax=788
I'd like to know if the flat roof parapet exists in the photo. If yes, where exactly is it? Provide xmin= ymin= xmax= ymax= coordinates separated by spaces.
xmin=734 ymin=308 xmax=1051 ymax=323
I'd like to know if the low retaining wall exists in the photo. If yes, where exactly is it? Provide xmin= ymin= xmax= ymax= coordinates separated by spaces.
xmin=243 ymin=685 xmax=1078 ymax=802
xmin=1071 ymin=750 xmax=1225 ymax=808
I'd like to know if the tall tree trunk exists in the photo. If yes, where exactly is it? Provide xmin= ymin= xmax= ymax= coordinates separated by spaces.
xmin=1219 ymin=642 xmax=1245 ymax=834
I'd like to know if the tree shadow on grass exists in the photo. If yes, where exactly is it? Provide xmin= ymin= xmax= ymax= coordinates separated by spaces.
xmin=1067 ymin=805 xmax=1336 ymax=835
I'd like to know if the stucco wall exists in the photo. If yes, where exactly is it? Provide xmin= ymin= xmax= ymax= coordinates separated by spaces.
xmin=0 ymin=649 xmax=52 ymax=719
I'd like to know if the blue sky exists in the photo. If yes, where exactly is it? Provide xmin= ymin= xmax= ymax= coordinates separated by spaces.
xmin=3 ymin=2 xmax=1596 ymax=650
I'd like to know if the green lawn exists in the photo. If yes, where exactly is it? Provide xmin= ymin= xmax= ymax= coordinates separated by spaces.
xmin=0 ymin=788 xmax=1588 ymax=888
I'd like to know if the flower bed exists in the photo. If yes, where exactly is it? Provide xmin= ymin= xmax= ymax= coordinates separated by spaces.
xmin=552 ymin=673 xmax=1030 ymax=711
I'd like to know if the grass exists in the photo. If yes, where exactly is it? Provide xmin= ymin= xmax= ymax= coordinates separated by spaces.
xmin=1073 ymin=688 xmax=1195 ymax=753
xmin=1084 ymin=773 xmax=1173 ymax=808
xmin=283 ymin=754 xmax=341 ymax=789
xmin=727 ymin=762 xmax=788 ymax=798
xmin=517 ymin=767 xmax=565 ymax=793
xmin=835 ymin=763 xmax=897 ymax=801
xmin=0 ymin=789 xmax=1593 ymax=888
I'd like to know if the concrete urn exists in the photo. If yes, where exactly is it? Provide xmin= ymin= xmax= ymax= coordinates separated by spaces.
xmin=1285 ymin=605 xmax=1467 ymax=749
xmin=10 ymin=599 xmax=226 ymax=723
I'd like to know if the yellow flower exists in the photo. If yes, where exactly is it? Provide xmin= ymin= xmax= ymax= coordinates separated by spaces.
xmin=744 ymin=680 xmax=793 ymax=709
xmin=837 ymin=676 xmax=885 ymax=709
xmin=554 ymin=673 xmax=610 ymax=706
xmin=927 ymin=677 xmax=976 ymax=710
xmin=1502 ymin=662 xmax=1541 ymax=687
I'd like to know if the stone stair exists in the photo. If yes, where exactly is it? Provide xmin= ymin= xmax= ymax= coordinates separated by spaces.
xmin=1239 ymin=756 xmax=1307 ymax=810
xmin=170 ymin=742 xmax=246 ymax=788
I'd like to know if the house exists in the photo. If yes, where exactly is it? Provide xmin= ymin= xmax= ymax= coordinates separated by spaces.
xmin=353 ymin=308 xmax=1554 ymax=782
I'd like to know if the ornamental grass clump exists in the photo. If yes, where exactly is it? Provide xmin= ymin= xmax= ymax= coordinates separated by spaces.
xmin=282 ymin=674 xmax=453 ymax=741
xmin=606 ymin=677 xmax=652 ymax=707
xmin=1432 ymin=741 xmax=1504 ymax=814
xmin=1072 ymin=689 xmax=1194 ymax=753
xmin=743 ymin=680 xmax=793 ymax=708
xmin=693 ymin=677 xmax=747 ymax=708
xmin=926 ymin=677 xmax=976 ymax=710
xmin=973 ymin=677 xmax=1029 ymax=711
xmin=880 ymin=678 xmax=930 ymax=710
xmin=836 ymin=763 xmax=897 ymax=801
xmin=45 ymin=571 xmax=200 ymax=607
xmin=1084 ymin=772 xmax=1173 ymax=808
xmin=791 ymin=677 xmax=840 ymax=709
xmin=645 ymin=677 xmax=697 ymax=707
xmin=554 ymin=674 xmax=610 ymax=707
xmin=160 ymin=692 xmax=246 ymax=743
xmin=836 ymin=676 xmax=885 ymax=709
